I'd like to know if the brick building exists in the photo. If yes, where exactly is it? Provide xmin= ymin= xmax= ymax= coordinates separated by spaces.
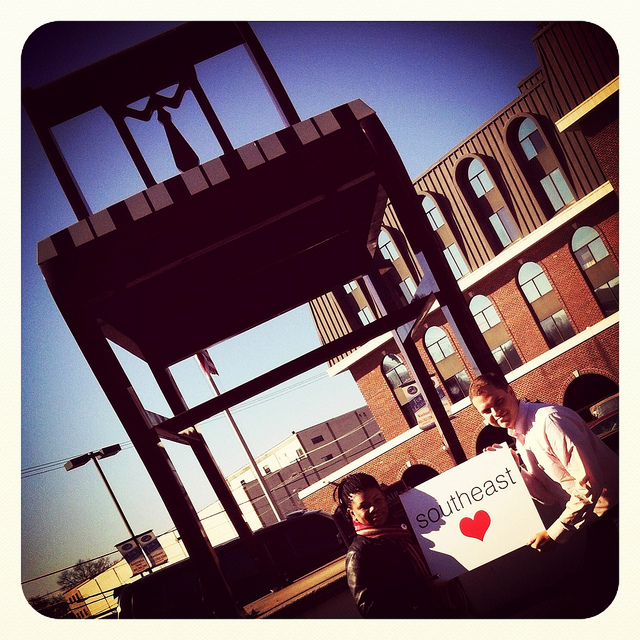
xmin=300 ymin=22 xmax=619 ymax=514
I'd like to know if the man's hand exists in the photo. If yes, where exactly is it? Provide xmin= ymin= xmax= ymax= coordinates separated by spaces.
xmin=483 ymin=444 xmax=520 ymax=468
xmin=527 ymin=530 xmax=556 ymax=553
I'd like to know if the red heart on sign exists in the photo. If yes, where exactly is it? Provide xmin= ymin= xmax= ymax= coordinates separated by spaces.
xmin=459 ymin=510 xmax=491 ymax=541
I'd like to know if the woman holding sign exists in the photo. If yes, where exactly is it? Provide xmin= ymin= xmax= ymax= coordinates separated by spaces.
xmin=335 ymin=473 xmax=472 ymax=618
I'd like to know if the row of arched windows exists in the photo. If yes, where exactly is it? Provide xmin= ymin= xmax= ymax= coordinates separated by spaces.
xmin=381 ymin=225 xmax=617 ymax=408
xmin=421 ymin=115 xmax=577 ymax=282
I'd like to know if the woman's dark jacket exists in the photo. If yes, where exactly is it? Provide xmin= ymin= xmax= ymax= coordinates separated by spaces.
xmin=345 ymin=534 xmax=438 ymax=618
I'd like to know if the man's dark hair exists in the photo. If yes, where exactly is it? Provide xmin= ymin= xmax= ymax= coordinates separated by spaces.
xmin=468 ymin=372 xmax=510 ymax=400
xmin=334 ymin=473 xmax=381 ymax=515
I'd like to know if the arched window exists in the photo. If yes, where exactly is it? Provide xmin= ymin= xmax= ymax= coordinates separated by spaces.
xmin=424 ymin=326 xmax=469 ymax=403
xmin=513 ymin=116 xmax=574 ymax=214
xmin=469 ymin=295 xmax=522 ymax=373
xmin=381 ymin=354 xmax=426 ymax=428
xmin=468 ymin=158 xmax=494 ymax=197
xmin=422 ymin=194 xmax=445 ymax=230
xmin=424 ymin=326 xmax=455 ymax=362
xmin=517 ymin=118 xmax=546 ymax=160
xmin=571 ymin=226 xmax=619 ymax=315
xmin=518 ymin=262 xmax=575 ymax=347
xmin=464 ymin=158 xmax=521 ymax=250
xmin=378 ymin=229 xmax=400 ymax=262
xmin=381 ymin=354 xmax=412 ymax=388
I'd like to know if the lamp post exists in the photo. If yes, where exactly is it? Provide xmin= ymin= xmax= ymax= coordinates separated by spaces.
xmin=64 ymin=444 xmax=137 ymax=543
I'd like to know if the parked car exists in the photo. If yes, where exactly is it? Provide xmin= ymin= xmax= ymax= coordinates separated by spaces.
xmin=587 ymin=393 xmax=618 ymax=454
xmin=116 ymin=510 xmax=347 ymax=618
xmin=588 ymin=409 xmax=618 ymax=454
xmin=589 ymin=393 xmax=618 ymax=419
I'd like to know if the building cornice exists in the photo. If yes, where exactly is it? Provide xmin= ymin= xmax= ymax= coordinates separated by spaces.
xmin=555 ymin=77 xmax=619 ymax=133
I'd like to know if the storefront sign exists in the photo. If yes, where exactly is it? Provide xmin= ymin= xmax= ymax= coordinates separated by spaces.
xmin=400 ymin=445 xmax=544 ymax=580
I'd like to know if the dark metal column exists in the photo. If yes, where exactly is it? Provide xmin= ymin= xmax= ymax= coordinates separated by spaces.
xmin=359 ymin=114 xmax=507 ymax=383
xmin=363 ymin=268 xmax=467 ymax=465
xmin=63 ymin=313 xmax=241 ymax=617
xmin=149 ymin=364 xmax=285 ymax=591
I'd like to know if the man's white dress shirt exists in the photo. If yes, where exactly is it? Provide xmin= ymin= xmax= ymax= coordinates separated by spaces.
xmin=509 ymin=401 xmax=618 ymax=542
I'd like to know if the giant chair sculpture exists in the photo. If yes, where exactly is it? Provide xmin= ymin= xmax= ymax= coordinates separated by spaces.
xmin=24 ymin=22 xmax=502 ymax=616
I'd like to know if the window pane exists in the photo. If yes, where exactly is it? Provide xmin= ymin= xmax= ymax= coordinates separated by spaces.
xmin=575 ymin=245 xmax=595 ymax=270
xmin=533 ymin=272 xmax=553 ymax=296
xmin=540 ymin=315 xmax=563 ymax=347
xmin=379 ymin=230 xmax=399 ymax=261
xmin=445 ymin=376 xmax=464 ymax=403
xmin=445 ymin=370 xmax=470 ymax=403
xmin=502 ymin=340 xmax=522 ymax=370
xmin=521 ymin=279 xmax=540 ymax=302
xmin=479 ymin=171 xmax=494 ymax=193
xmin=518 ymin=261 xmax=543 ymax=285
xmin=484 ymin=305 xmax=501 ymax=327
xmin=492 ymin=345 xmax=508 ymax=372
xmin=358 ymin=307 xmax=374 ymax=325
xmin=553 ymin=309 xmax=575 ymax=340
xmin=550 ymin=169 xmax=573 ymax=205
xmin=469 ymin=295 xmax=490 ymax=316
xmin=498 ymin=208 xmax=521 ymax=242
xmin=446 ymin=243 xmax=469 ymax=279
xmin=589 ymin=237 xmax=609 ymax=263
xmin=468 ymin=158 xmax=483 ymax=180
xmin=400 ymin=277 xmax=417 ymax=303
xmin=425 ymin=326 xmax=447 ymax=345
xmin=468 ymin=159 xmax=493 ymax=196
xmin=475 ymin=313 xmax=490 ymax=333
xmin=490 ymin=213 xmax=512 ymax=247
xmin=444 ymin=247 xmax=463 ymax=279
xmin=423 ymin=196 xmax=444 ymax=229
xmin=541 ymin=174 xmax=564 ymax=211
xmin=594 ymin=283 xmax=619 ymax=315
xmin=518 ymin=118 xmax=536 ymax=140
xmin=440 ymin=337 xmax=455 ymax=358
xmin=608 ymin=276 xmax=619 ymax=301
xmin=521 ymin=138 xmax=536 ymax=160
xmin=427 ymin=345 xmax=443 ymax=362
xmin=470 ymin=176 xmax=486 ymax=198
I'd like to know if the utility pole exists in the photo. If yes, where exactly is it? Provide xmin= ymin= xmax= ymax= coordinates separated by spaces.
xmin=196 ymin=351 xmax=285 ymax=521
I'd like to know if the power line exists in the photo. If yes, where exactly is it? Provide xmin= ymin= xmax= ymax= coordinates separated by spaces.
xmin=21 ymin=371 xmax=333 ymax=478
xmin=21 ymin=442 xmax=136 ymax=478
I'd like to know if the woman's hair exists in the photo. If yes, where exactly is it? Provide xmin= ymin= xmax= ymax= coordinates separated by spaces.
xmin=334 ymin=472 xmax=381 ymax=514
xmin=468 ymin=372 xmax=509 ymax=400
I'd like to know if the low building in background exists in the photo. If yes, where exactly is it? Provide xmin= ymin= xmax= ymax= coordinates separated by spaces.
xmin=64 ymin=406 xmax=383 ymax=617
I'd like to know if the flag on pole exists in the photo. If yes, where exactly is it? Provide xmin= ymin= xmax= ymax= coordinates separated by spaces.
xmin=196 ymin=350 xmax=218 ymax=377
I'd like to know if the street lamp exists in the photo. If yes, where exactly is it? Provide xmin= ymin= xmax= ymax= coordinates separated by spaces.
xmin=64 ymin=444 xmax=137 ymax=543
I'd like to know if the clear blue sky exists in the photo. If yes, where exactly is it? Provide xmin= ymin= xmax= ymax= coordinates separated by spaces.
xmin=20 ymin=20 xmax=544 ymax=600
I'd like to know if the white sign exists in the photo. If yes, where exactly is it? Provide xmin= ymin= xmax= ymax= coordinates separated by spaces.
xmin=136 ymin=530 xmax=168 ymax=567
xmin=400 ymin=445 xmax=544 ymax=580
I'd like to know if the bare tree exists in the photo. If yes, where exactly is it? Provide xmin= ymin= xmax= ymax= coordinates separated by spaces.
xmin=28 ymin=592 xmax=71 ymax=619
xmin=56 ymin=557 xmax=117 ymax=591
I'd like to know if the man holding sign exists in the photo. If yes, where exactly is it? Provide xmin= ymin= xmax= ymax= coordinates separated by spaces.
xmin=468 ymin=373 xmax=618 ymax=614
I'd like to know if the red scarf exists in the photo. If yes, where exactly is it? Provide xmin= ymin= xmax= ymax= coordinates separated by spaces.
xmin=353 ymin=520 xmax=432 ymax=578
